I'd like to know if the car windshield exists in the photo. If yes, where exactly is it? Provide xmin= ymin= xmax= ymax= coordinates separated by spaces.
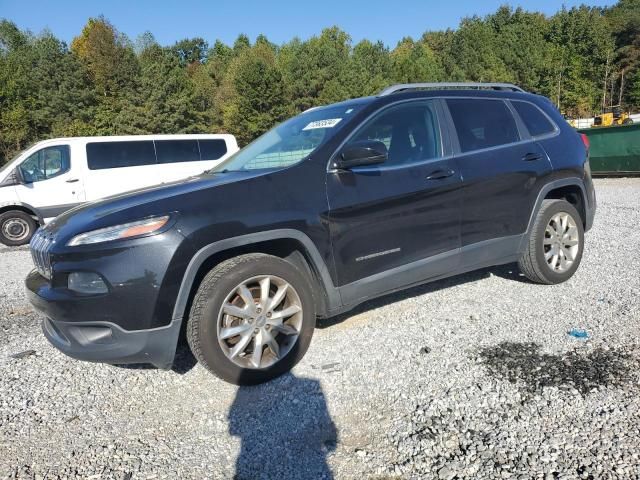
xmin=209 ymin=104 xmax=361 ymax=173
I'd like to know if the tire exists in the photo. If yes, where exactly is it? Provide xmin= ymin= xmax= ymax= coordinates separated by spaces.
xmin=0 ymin=210 xmax=37 ymax=246
xmin=187 ymin=253 xmax=316 ymax=385
xmin=622 ymin=118 xmax=633 ymax=125
xmin=518 ymin=199 xmax=584 ymax=285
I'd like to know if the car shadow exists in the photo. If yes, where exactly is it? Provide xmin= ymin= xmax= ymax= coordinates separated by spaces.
xmin=118 ymin=262 xmax=529 ymax=374
xmin=317 ymin=262 xmax=524 ymax=329
xmin=229 ymin=372 xmax=338 ymax=479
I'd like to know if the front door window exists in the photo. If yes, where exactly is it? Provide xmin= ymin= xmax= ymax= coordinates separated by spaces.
xmin=20 ymin=145 xmax=71 ymax=183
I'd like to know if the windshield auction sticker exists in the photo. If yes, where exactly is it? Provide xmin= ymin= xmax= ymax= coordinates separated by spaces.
xmin=302 ymin=118 xmax=342 ymax=130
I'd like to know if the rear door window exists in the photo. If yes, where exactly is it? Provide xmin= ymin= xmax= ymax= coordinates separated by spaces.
xmin=155 ymin=140 xmax=200 ymax=164
xmin=446 ymin=99 xmax=520 ymax=153
xmin=87 ymin=141 xmax=156 ymax=170
xmin=511 ymin=101 xmax=556 ymax=137
xmin=199 ymin=139 xmax=228 ymax=161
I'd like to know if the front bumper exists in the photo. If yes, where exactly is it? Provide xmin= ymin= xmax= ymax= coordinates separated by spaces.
xmin=26 ymin=270 xmax=181 ymax=369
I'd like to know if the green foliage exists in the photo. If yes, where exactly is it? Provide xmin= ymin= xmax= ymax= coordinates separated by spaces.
xmin=0 ymin=2 xmax=638 ymax=164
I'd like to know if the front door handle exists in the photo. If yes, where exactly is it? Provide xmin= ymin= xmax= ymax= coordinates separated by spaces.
xmin=66 ymin=178 xmax=79 ymax=183
xmin=426 ymin=169 xmax=456 ymax=180
xmin=522 ymin=152 xmax=543 ymax=162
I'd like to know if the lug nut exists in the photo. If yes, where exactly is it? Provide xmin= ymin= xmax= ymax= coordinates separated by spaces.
xmin=254 ymin=329 xmax=259 ymax=334
xmin=256 ymin=307 xmax=262 ymax=314
xmin=266 ymin=312 xmax=272 ymax=318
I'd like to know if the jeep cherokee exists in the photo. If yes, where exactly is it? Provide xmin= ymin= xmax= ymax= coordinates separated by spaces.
xmin=26 ymin=82 xmax=596 ymax=385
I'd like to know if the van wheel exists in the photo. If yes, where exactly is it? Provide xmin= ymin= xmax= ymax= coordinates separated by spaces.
xmin=0 ymin=210 xmax=37 ymax=246
xmin=518 ymin=199 xmax=584 ymax=284
xmin=187 ymin=253 xmax=316 ymax=385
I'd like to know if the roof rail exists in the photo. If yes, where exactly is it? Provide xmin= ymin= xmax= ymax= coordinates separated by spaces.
xmin=378 ymin=82 xmax=526 ymax=96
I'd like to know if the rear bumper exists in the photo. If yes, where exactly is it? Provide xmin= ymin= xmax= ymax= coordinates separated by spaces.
xmin=26 ymin=269 xmax=181 ymax=369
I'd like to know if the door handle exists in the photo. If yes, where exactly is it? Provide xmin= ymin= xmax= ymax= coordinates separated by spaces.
xmin=522 ymin=153 xmax=543 ymax=162
xmin=426 ymin=169 xmax=456 ymax=180
xmin=66 ymin=178 xmax=79 ymax=183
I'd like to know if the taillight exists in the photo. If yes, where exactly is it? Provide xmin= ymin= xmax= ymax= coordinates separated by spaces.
xmin=580 ymin=133 xmax=590 ymax=149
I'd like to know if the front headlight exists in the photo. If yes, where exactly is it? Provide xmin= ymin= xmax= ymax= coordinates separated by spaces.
xmin=67 ymin=215 xmax=170 ymax=246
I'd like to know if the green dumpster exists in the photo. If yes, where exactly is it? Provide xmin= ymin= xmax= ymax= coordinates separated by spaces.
xmin=578 ymin=123 xmax=640 ymax=175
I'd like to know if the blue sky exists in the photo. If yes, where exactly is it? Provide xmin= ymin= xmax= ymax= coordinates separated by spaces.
xmin=0 ymin=0 xmax=617 ymax=48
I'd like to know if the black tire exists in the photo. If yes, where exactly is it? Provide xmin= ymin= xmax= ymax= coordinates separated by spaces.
xmin=518 ymin=199 xmax=584 ymax=285
xmin=622 ymin=118 xmax=633 ymax=125
xmin=0 ymin=210 xmax=37 ymax=246
xmin=187 ymin=253 xmax=316 ymax=385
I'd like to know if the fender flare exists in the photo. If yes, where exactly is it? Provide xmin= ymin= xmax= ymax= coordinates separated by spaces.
xmin=171 ymin=229 xmax=341 ymax=323
xmin=0 ymin=201 xmax=44 ymax=224
xmin=518 ymin=177 xmax=588 ymax=253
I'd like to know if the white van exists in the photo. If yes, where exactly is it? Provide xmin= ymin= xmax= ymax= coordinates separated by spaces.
xmin=0 ymin=134 xmax=238 ymax=246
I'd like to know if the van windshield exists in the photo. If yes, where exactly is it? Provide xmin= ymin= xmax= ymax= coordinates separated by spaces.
xmin=209 ymin=104 xmax=361 ymax=173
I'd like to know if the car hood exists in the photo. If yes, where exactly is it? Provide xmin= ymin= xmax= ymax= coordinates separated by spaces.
xmin=46 ymin=170 xmax=264 ymax=236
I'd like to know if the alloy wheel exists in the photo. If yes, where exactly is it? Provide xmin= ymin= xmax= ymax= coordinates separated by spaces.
xmin=217 ymin=275 xmax=303 ymax=369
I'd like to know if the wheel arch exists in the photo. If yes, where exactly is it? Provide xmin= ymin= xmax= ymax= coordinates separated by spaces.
xmin=172 ymin=230 xmax=341 ymax=325
xmin=519 ymin=178 xmax=588 ymax=253
xmin=0 ymin=203 xmax=43 ymax=224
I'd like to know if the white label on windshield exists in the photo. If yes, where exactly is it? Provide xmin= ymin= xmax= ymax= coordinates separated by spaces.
xmin=302 ymin=118 xmax=342 ymax=130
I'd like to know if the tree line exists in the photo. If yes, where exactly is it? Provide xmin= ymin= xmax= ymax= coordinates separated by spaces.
xmin=1 ymin=0 xmax=639 ymax=164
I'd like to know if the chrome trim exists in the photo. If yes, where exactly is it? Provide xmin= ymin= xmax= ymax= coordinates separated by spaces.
xmin=29 ymin=229 xmax=53 ymax=279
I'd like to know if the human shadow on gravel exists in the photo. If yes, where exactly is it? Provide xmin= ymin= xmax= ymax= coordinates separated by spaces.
xmin=478 ymin=342 xmax=639 ymax=396
xmin=317 ymin=263 xmax=518 ymax=329
xmin=229 ymin=372 xmax=337 ymax=480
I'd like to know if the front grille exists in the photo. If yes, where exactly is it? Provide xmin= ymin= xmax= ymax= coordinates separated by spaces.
xmin=29 ymin=229 xmax=54 ymax=279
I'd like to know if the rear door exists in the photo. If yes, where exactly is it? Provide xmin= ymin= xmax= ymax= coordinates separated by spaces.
xmin=84 ymin=140 xmax=158 ymax=201
xmin=327 ymin=99 xmax=462 ymax=302
xmin=444 ymin=97 xmax=552 ymax=264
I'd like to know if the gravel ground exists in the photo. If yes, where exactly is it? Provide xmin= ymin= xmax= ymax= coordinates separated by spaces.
xmin=1 ymin=178 xmax=639 ymax=480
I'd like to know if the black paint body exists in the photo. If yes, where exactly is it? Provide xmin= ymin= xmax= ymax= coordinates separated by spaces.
xmin=25 ymin=89 xmax=596 ymax=368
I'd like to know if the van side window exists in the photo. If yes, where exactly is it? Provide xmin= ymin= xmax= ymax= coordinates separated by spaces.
xmin=155 ymin=140 xmax=200 ymax=164
xmin=511 ymin=101 xmax=556 ymax=137
xmin=199 ymin=139 xmax=228 ymax=161
xmin=20 ymin=145 xmax=71 ymax=183
xmin=349 ymin=101 xmax=442 ymax=166
xmin=87 ymin=141 xmax=156 ymax=170
xmin=447 ymin=99 xmax=520 ymax=152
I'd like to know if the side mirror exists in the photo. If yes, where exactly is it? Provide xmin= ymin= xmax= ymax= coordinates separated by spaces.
xmin=335 ymin=140 xmax=388 ymax=169
xmin=0 ymin=168 xmax=24 ymax=187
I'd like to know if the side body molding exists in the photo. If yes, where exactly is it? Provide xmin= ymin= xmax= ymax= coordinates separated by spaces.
xmin=171 ymin=229 xmax=341 ymax=323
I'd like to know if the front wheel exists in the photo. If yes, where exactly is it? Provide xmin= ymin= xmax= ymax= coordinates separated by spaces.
xmin=518 ymin=199 xmax=584 ymax=284
xmin=187 ymin=253 xmax=316 ymax=385
xmin=0 ymin=210 xmax=37 ymax=246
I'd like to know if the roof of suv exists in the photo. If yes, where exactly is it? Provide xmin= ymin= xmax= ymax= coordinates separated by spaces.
xmin=315 ymin=83 xmax=542 ymax=114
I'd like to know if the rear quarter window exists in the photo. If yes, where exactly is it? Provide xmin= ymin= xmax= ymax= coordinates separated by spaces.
xmin=511 ymin=101 xmax=556 ymax=137
xmin=199 ymin=139 xmax=228 ymax=161
xmin=446 ymin=99 xmax=520 ymax=153
xmin=87 ymin=141 xmax=156 ymax=170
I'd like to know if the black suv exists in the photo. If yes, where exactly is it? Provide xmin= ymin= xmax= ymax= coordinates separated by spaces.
xmin=26 ymin=83 xmax=596 ymax=385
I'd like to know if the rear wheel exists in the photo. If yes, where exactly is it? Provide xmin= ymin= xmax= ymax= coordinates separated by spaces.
xmin=622 ymin=118 xmax=633 ymax=125
xmin=518 ymin=199 xmax=584 ymax=284
xmin=187 ymin=253 xmax=315 ymax=385
xmin=0 ymin=210 xmax=37 ymax=246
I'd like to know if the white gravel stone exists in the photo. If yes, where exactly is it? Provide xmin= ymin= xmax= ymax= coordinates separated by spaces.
xmin=0 ymin=178 xmax=639 ymax=479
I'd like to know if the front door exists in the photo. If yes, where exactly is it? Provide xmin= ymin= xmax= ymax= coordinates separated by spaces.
xmin=327 ymin=100 xmax=462 ymax=304
xmin=15 ymin=144 xmax=85 ymax=220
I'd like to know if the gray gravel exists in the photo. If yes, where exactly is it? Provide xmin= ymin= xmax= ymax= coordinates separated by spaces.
xmin=1 ymin=178 xmax=639 ymax=479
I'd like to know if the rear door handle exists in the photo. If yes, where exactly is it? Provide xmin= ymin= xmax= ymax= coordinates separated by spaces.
xmin=426 ymin=169 xmax=456 ymax=180
xmin=522 ymin=153 xmax=543 ymax=162
xmin=66 ymin=178 xmax=79 ymax=183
